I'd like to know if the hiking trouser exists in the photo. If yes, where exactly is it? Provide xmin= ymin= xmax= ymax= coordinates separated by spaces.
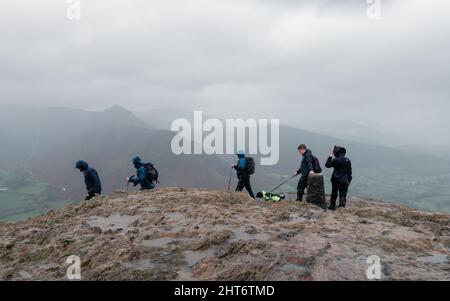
xmin=297 ymin=175 xmax=308 ymax=201
xmin=330 ymin=181 xmax=349 ymax=208
xmin=236 ymin=174 xmax=255 ymax=198
xmin=140 ymin=182 xmax=155 ymax=191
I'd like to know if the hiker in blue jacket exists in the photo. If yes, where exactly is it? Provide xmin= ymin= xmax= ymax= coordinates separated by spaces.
xmin=75 ymin=160 xmax=102 ymax=201
xmin=232 ymin=150 xmax=255 ymax=199
xmin=127 ymin=156 xmax=155 ymax=190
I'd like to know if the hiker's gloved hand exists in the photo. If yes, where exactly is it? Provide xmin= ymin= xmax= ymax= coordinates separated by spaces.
xmin=294 ymin=171 xmax=299 ymax=176
xmin=232 ymin=164 xmax=236 ymax=169
xmin=309 ymin=171 xmax=315 ymax=175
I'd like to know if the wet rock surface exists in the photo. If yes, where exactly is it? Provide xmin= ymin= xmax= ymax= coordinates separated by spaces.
xmin=0 ymin=188 xmax=448 ymax=281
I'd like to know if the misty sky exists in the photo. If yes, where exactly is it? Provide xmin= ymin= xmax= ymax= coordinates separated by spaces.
xmin=0 ymin=0 xmax=449 ymax=145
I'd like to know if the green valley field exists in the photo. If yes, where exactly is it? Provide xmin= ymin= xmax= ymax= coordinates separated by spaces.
xmin=0 ymin=169 xmax=73 ymax=221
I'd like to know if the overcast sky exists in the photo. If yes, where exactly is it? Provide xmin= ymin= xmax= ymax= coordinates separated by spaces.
xmin=1 ymin=0 xmax=449 ymax=145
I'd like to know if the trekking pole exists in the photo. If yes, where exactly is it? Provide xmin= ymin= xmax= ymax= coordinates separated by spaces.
xmin=126 ymin=175 xmax=133 ymax=192
xmin=227 ymin=167 xmax=233 ymax=192
xmin=269 ymin=175 xmax=297 ymax=193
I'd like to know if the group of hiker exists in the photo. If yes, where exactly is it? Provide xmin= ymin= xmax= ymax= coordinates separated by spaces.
xmin=75 ymin=156 xmax=158 ymax=201
xmin=230 ymin=144 xmax=352 ymax=210
xmin=75 ymin=143 xmax=352 ymax=210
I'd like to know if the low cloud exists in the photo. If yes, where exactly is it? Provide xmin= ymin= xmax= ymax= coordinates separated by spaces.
xmin=0 ymin=0 xmax=449 ymax=144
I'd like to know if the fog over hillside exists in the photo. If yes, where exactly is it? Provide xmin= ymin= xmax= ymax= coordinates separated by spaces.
xmin=0 ymin=105 xmax=449 ymax=222
xmin=0 ymin=1 xmax=449 ymax=221
xmin=1 ymin=1 xmax=450 ymax=147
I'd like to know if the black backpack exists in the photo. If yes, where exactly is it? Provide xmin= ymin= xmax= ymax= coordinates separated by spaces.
xmin=143 ymin=162 xmax=159 ymax=183
xmin=312 ymin=155 xmax=322 ymax=174
xmin=245 ymin=157 xmax=255 ymax=175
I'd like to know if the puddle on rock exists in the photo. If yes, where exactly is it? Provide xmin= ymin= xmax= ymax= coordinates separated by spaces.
xmin=281 ymin=263 xmax=307 ymax=273
xmin=416 ymin=254 xmax=449 ymax=265
xmin=166 ymin=212 xmax=186 ymax=221
xmin=123 ymin=259 xmax=155 ymax=271
xmin=183 ymin=249 xmax=216 ymax=266
xmin=87 ymin=214 xmax=141 ymax=233
xmin=140 ymin=237 xmax=191 ymax=248
xmin=176 ymin=268 xmax=196 ymax=281
xmin=230 ymin=227 xmax=271 ymax=242
xmin=18 ymin=270 xmax=32 ymax=279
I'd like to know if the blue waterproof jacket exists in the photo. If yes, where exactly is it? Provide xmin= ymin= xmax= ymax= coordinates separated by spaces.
xmin=129 ymin=163 xmax=155 ymax=190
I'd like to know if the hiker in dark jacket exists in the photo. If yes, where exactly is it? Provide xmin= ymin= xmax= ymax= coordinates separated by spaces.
xmin=325 ymin=146 xmax=352 ymax=210
xmin=75 ymin=160 xmax=102 ymax=201
xmin=127 ymin=156 xmax=155 ymax=190
xmin=294 ymin=144 xmax=316 ymax=202
xmin=232 ymin=150 xmax=255 ymax=199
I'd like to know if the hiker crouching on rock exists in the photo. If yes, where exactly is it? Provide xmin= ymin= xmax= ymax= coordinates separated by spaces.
xmin=325 ymin=146 xmax=352 ymax=210
xmin=75 ymin=160 xmax=102 ymax=201
xmin=126 ymin=156 xmax=157 ymax=191
xmin=294 ymin=144 xmax=318 ymax=202
xmin=232 ymin=150 xmax=255 ymax=199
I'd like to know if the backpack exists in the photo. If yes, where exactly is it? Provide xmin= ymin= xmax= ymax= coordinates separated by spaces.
xmin=312 ymin=155 xmax=322 ymax=174
xmin=245 ymin=157 xmax=255 ymax=175
xmin=143 ymin=162 xmax=159 ymax=183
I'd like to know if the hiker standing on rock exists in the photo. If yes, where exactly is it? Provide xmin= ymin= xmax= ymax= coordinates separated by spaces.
xmin=294 ymin=144 xmax=319 ymax=202
xmin=126 ymin=156 xmax=158 ymax=191
xmin=75 ymin=160 xmax=102 ymax=201
xmin=232 ymin=150 xmax=255 ymax=199
xmin=325 ymin=146 xmax=352 ymax=210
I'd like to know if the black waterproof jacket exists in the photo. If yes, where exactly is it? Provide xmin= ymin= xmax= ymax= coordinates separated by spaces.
xmin=297 ymin=149 xmax=314 ymax=177
xmin=80 ymin=164 xmax=102 ymax=195
xmin=325 ymin=147 xmax=352 ymax=184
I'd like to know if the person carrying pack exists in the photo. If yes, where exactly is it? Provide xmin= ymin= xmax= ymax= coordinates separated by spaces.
xmin=256 ymin=191 xmax=286 ymax=202
xmin=127 ymin=156 xmax=157 ymax=191
xmin=232 ymin=150 xmax=255 ymax=199
xmin=294 ymin=144 xmax=322 ymax=202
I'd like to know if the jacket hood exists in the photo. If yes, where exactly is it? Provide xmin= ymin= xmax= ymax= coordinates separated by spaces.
xmin=132 ymin=156 xmax=142 ymax=165
xmin=75 ymin=160 xmax=89 ymax=170
xmin=334 ymin=146 xmax=347 ymax=157
xmin=236 ymin=150 xmax=245 ymax=158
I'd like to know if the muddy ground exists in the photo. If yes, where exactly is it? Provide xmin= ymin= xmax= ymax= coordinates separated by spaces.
xmin=0 ymin=187 xmax=449 ymax=280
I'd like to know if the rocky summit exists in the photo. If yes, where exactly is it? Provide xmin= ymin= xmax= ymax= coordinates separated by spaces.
xmin=0 ymin=188 xmax=449 ymax=281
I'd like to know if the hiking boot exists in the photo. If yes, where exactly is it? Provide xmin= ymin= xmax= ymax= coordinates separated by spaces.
xmin=295 ymin=199 xmax=303 ymax=202
xmin=328 ymin=206 xmax=336 ymax=211
xmin=338 ymin=204 xmax=346 ymax=208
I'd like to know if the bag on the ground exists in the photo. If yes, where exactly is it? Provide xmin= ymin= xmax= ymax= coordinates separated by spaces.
xmin=245 ymin=157 xmax=255 ymax=175
xmin=312 ymin=155 xmax=322 ymax=174
xmin=144 ymin=162 xmax=159 ymax=183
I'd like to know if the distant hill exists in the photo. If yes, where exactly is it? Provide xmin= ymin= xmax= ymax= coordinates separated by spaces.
xmin=257 ymin=125 xmax=450 ymax=212
xmin=283 ymin=120 xmax=401 ymax=147
xmin=140 ymin=107 xmax=450 ymax=213
xmin=135 ymin=107 xmax=214 ymax=130
xmin=0 ymin=105 xmax=449 ymax=221
xmin=0 ymin=106 xmax=249 ymax=220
